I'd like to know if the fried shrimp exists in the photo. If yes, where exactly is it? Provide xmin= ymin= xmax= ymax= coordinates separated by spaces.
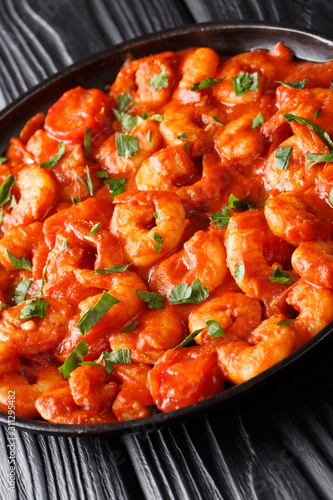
xmin=286 ymin=280 xmax=333 ymax=348
xmin=265 ymin=193 xmax=333 ymax=245
xmin=225 ymin=209 xmax=293 ymax=302
xmin=291 ymin=241 xmax=333 ymax=289
xmin=110 ymin=190 xmax=189 ymax=267
xmin=2 ymin=165 xmax=56 ymax=230
xmin=150 ymin=229 xmax=228 ymax=297
xmin=188 ymin=293 xmax=262 ymax=345
xmin=216 ymin=316 xmax=295 ymax=384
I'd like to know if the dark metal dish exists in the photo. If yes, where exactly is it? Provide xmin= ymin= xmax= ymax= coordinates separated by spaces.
xmin=0 ymin=21 xmax=332 ymax=437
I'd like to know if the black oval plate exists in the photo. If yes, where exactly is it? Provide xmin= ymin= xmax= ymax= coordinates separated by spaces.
xmin=1 ymin=21 xmax=333 ymax=437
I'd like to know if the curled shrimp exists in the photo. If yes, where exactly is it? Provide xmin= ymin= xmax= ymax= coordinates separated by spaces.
xmin=55 ymin=270 xmax=147 ymax=362
xmin=2 ymin=165 xmax=56 ymax=230
xmin=135 ymin=145 xmax=196 ymax=193
xmin=265 ymin=193 xmax=333 ymax=245
xmin=110 ymin=304 xmax=184 ymax=364
xmin=264 ymin=124 xmax=329 ymax=194
xmin=225 ymin=209 xmax=294 ymax=302
xmin=96 ymin=120 xmax=162 ymax=175
xmin=159 ymin=103 xmax=220 ymax=157
xmin=110 ymin=190 xmax=189 ymax=267
xmin=0 ymin=346 xmax=63 ymax=418
xmin=35 ymin=365 xmax=119 ymax=424
xmin=0 ymin=298 xmax=73 ymax=355
xmin=109 ymin=51 xmax=175 ymax=114
xmin=216 ymin=316 xmax=295 ymax=384
xmin=172 ymin=47 xmax=220 ymax=104
xmin=291 ymin=241 xmax=333 ymax=290
xmin=188 ymin=293 xmax=262 ymax=345
xmin=150 ymin=229 xmax=228 ymax=297
xmin=286 ymin=279 xmax=333 ymax=348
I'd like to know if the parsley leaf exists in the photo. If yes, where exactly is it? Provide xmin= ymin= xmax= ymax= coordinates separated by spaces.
xmin=89 ymin=222 xmax=101 ymax=236
xmin=77 ymin=166 xmax=93 ymax=196
xmin=13 ymin=279 xmax=32 ymax=305
xmin=19 ymin=298 xmax=49 ymax=319
xmin=329 ymin=187 xmax=333 ymax=207
xmin=121 ymin=322 xmax=138 ymax=333
xmin=177 ymin=132 xmax=190 ymax=154
xmin=275 ymin=79 xmax=306 ymax=89
xmin=153 ymin=232 xmax=163 ymax=253
xmin=269 ymin=267 xmax=293 ymax=285
xmin=84 ymin=127 xmax=93 ymax=153
xmin=232 ymin=72 xmax=259 ymax=97
xmin=40 ymin=141 xmax=65 ymax=168
xmin=6 ymin=250 xmax=32 ymax=271
xmin=283 ymin=113 xmax=333 ymax=150
xmin=7 ymin=195 xmax=17 ymax=209
xmin=149 ymin=67 xmax=168 ymax=90
xmin=306 ymin=151 xmax=333 ymax=168
xmin=0 ymin=157 xmax=8 ymax=165
xmin=191 ymin=76 xmax=225 ymax=91
xmin=58 ymin=340 xmax=89 ymax=380
xmin=117 ymin=93 xmax=132 ymax=112
xmin=177 ymin=132 xmax=188 ymax=140
xmin=99 ymin=348 xmax=131 ymax=365
xmin=76 ymin=291 xmax=120 ymax=335
xmin=276 ymin=319 xmax=294 ymax=326
xmin=252 ymin=112 xmax=265 ymax=129
xmin=170 ymin=278 xmax=209 ymax=305
xmin=154 ymin=210 xmax=161 ymax=219
xmin=206 ymin=320 xmax=225 ymax=339
xmin=142 ymin=112 xmax=164 ymax=122
xmin=212 ymin=116 xmax=224 ymax=125
xmin=234 ymin=261 xmax=245 ymax=284
xmin=113 ymin=109 xmax=143 ymax=131
xmin=106 ymin=177 xmax=126 ymax=199
xmin=115 ymin=132 xmax=139 ymax=158
xmin=38 ymin=260 xmax=48 ymax=297
xmin=210 ymin=206 xmax=230 ymax=228
xmin=228 ymin=194 xmax=253 ymax=210
xmin=71 ymin=197 xmax=81 ymax=205
xmin=135 ymin=290 xmax=166 ymax=309
xmin=60 ymin=239 xmax=67 ymax=251
xmin=148 ymin=130 xmax=152 ymax=142
xmin=313 ymin=109 xmax=321 ymax=118
xmin=275 ymin=146 xmax=293 ymax=170
xmin=173 ymin=328 xmax=204 ymax=349
xmin=0 ymin=174 xmax=15 ymax=206
xmin=96 ymin=170 xmax=109 ymax=179
xmin=94 ymin=263 xmax=132 ymax=274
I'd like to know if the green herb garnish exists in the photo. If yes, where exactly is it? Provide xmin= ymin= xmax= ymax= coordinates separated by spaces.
xmin=252 ymin=113 xmax=265 ymax=129
xmin=135 ymin=290 xmax=166 ymax=309
xmin=275 ymin=146 xmax=293 ymax=170
xmin=269 ymin=267 xmax=293 ymax=285
xmin=19 ymin=298 xmax=49 ymax=319
xmin=6 ymin=251 xmax=32 ymax=271
xmin=0 ymin=175 xmax=15 ymax=206
xmin=234 ymin=260 xmax=245 ymax=284
xmin=149 ymin=67 xmax=168 ymax=90
xmin=283 ymin=113 xmax=333 ymax=150
xmin=275 ymin=79 xmax=306 ymax=89
xmin=115 ymin=132 xmax=139 ymax=158
xmin=13 ymin=279 xmax=32 ymax=305
xmin=40 ymin=141 xmax=65 ymax=168
xmin=232 ymin=72 xmax=259 ymax=96
xmin=76 ymin=290 xmax=120 ymax=335
xmin=191 ymin=76 xmax=225 ymax=91
xmin=89 ymin=222 xmax=101 ymax=237
xmin=58 ymin=340 xmax=89 ymax=380
xmin=170 ymin=278 xmax=209 ymax=305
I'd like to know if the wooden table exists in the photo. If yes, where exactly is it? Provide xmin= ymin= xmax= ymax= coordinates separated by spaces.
xmin=0 ymin=1 xmax=333 ymax=498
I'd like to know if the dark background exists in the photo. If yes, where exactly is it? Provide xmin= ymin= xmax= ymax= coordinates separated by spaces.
xmin=0 ymin=1 xmax=333 ymax=499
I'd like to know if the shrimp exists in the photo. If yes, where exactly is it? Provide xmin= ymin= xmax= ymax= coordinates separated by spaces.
xmin=110 ymin=190 xmax=189 ymax=267
xmin=95 ymin=120 xmax=162 ymax=175
xmin=0 ymin=348 xmax=63 ymax=419
xmin=147 ymin=347 xmax=224 ymax=413
xmin=159 ymin=103 xmax=218 ymax=157
xmin=264 ymin=122 xmax=329 ymax=194
xmin=0 ymin=298 xmax=73 ymax=355
xmin=2 ymin=165 xmax=56 ymax=231
xmin=135 ymin=145 xmax=196 ymax=193
xmin=214 ymin=115 xmax=265 ymax=170
xmin=0 ymin=222 xmax=48 ymax=279
xmin=286 ymin=279 xmax=333 ymax=348
xmin=110 ymin=304 xmax=184 ymax=364
xmin=225 ymin=209 xmax=294 ymax=302
xmin=150 ymin=229 xmax=228 ymax=297
xmin=109 ymin=52 xmax=175 ymax=114
xmin=265 ymin=193 xmax=333 ymax=245
xmin=55 ymin=270 xmax=147 ymax=362
xmin=188 ymin=293 xmax=262 ymax=345
xmin=216 ymin=316 xmax=295 ymax=384
xmin=291 ymin=241 xmax=333 ymax=290
xmin=172 ymin=48 xmax=220 ymax=104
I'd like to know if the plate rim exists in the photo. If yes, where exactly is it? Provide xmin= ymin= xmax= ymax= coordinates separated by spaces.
xmin=1 ymin=20 xmax=333 ymax=437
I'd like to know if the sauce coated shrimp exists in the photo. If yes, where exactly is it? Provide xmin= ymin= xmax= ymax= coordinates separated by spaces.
xmin=286 ymin=280 xmax=333 ymax=348
xmin=2 ymin=165 xmax=56 ymax=230
xmin=188 ymin=293 xmax=262 ymax=345
xmin=225 ymin=210 xmax=293 ymax=302
xmin=150 ymin=229 xmax=228 ymax=297
xmin=291 ymin=241 xmax=333 ymax=290
xmin=265 ymin=193 xmax=333 ymax=245
xmin=110 ymin=191 xmax=189 ymax=267
xmin=216 ymin=316 xmax=295 ymax=384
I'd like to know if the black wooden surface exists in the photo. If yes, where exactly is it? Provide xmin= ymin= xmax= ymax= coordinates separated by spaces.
xmin=1 ymin=1 xmax=333 ymax=499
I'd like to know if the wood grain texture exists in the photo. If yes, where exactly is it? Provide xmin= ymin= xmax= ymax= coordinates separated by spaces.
xmin=1 ymin=1 xmax=333 ymax=499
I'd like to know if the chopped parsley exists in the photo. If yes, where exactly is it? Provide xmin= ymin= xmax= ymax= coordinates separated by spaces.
xmin=106 ymin=177 xmax=126 ymax=199
xmin=275 ymin=79 xmax=306 ymax=89
xmin=0 ymin=174 xmax=15 ymax=206
xmin=135 ymin=290 xmax=166 ymax=309
xmin=13 ymin=279 xmax=32 ymax=305
xmin=269 ymin=267 xmax=293 ymax=285
xmin=275 ymin=146 xmax=293 ymax=170
xmin=19 ymin=298 xmax=49 ymax=319
xmin=115 ymin=132 xmax=139 ymax=158
xmin=94 ymin=263 xmax=132 ymax=274
xmin=0 ymin=157 xmax=8 ymax=166
xmin=191 ymin=76 xmax=225 ymax=91
xmin=251 ymin=112 xmax=265 ymax=129
xmin=212 ymin=115 xmax=224 ymax=125
xmin=58 ymin=340 xmax=89 ymax=380
xmin=170 ymin=278 xmax=209 ymax=305
xmin=38 ymin=260 xmax=48 ymax=297
xmin=84 ymin=127 xmax=93 ymax=154
xmin=60 ymin=239 xmax=67 ymax=251
xmin=117 ymin=93 xmax=132 ymax=112
xmin=153 ymin=232 xmax=163 ymax=253
xmin=276 ymin=319 xmax=295 ymax=326
xmin=76 ymin=290 xmax=120 ymax=335
xmin=77 ymin=166 xmax=94 ymax=196
xmin=283 ymin=113 xmax=333 ymax=150
xmin=89 ymin=222 xmax=101 ymax=237
xmin=6 ymin=251 xmax=32 ymax=271
xmin=234 ymin=260 xmax=245 ymax=284
xmin=121 ymin=322 xmax=138 ymax=333
xmin=306 ymin=151 xmax=333 ymax=168
xmin=149 ymin=67 xmax=168 ymax=90
xmin=40 ymin=141 xmax=65 ymax=168
xmin=313 ymin=109 xmax=321 ymax=118
xmin=329 ymin=187 xmax=333 ymax=207
xmin=232 ymin=72 xmax=259 ymax=97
